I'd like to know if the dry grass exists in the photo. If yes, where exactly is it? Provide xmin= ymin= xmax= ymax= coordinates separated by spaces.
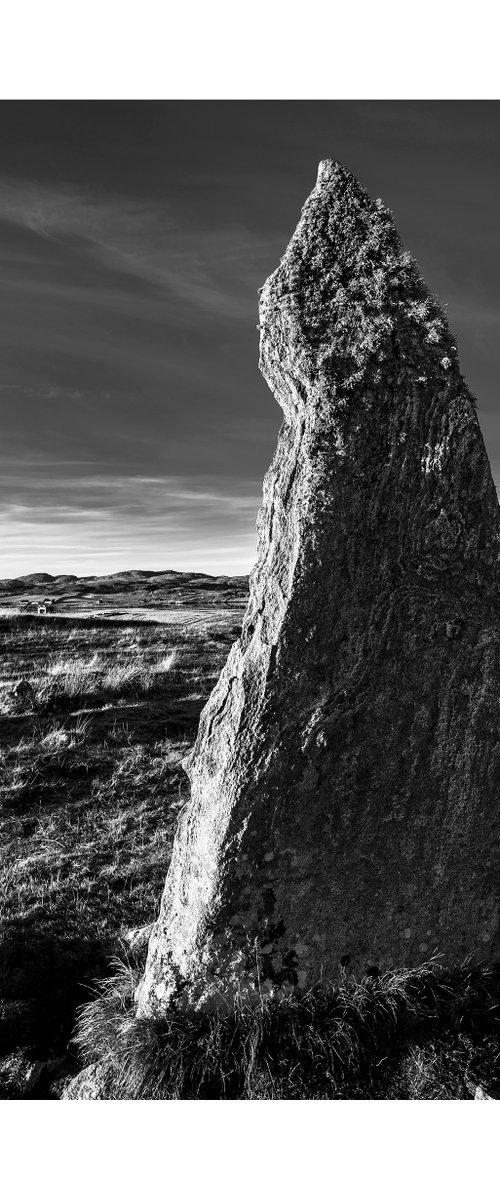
xmin=0 ymin=611 xmax=235 ymax=1087
xmin=0 ymin=645 xmax=179 ymax=714
xmin=73 ymin=956 xmax=500 ymax=1099
xmin=44 ymin=648 xmax=177 ymax=695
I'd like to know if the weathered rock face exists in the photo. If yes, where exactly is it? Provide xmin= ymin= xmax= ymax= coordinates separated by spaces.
xmin=136 ymin=160 xmax=500 ymax=1016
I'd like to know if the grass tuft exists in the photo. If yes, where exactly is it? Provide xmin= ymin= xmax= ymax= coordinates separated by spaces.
xmin=32 ymin=648 xmax=179 ymax=710
xmin=72 ymin=958 xmax=500 ymax=1099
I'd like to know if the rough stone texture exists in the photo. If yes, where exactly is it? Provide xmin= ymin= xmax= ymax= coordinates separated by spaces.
xmin=122 ymin=922 xmax=155 ymax=954
xmin=136 ymin=160 xmax=500 ymax=1017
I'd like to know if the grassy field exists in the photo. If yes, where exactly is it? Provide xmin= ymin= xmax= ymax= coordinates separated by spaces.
xmin=0 ymin=607 xmax=241 ymax=1097
xmin=1 ymin=607 xmax=499 ymax=1100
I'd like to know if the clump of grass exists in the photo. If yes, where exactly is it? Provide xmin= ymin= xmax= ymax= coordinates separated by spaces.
xmin=101 ymin=651 xmax=177 ymax=696
xmin=72 ymin=958 xmax=500 ymax=1100
xmin=47 ymin=652 xmax=102 ymax=680
xmin=32 ymin=649 xmax=178 ymax=710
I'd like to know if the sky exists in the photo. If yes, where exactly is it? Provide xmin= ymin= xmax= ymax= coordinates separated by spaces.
xmin=1 ymin=99 xmax=499 ymax=578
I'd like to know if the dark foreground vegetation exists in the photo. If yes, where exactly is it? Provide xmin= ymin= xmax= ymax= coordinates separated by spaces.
xmin=73 ymin=956 xmax=500 ymax=1100
xmin=1 ymin=609 xmax=499 ymax=1099
xmin=0 ymin=608 xmax=240 ymax=1098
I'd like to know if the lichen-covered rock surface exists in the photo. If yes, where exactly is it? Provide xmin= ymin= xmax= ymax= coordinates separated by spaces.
xmin=136 ymin=160 xmax=500 ymax=1016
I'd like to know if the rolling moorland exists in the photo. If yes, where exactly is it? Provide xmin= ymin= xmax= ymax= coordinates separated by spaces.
xmin=0 ymin=570 xmax=499 ymax=1099
xmin=0 ymin=570 xmax=246 ymax=1098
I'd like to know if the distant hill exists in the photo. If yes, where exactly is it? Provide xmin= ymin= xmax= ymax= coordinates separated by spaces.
xmin=0 ymin=568 xmax=249 ymax=612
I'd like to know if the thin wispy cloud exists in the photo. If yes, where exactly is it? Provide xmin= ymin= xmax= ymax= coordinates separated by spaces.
xmin=0 ymin=175 xmax=271 ymax=320
xmin=0 ymin=469 xmax=260 ymax=515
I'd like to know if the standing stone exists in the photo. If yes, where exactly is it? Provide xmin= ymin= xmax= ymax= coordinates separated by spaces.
xmin=136 ymin=160 xmax=500 ymax=1016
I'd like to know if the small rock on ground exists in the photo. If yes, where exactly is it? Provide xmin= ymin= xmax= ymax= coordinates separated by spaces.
xmin=0 ymin=1049 xmax=44 ymax=1099
xmin=474 ymin=1085 xmax=500 ymax=1100
xmin=122 ymin=922 xmax=154 ymax=953
xmin=61 ymin=1061 xmax=113 ymax=1100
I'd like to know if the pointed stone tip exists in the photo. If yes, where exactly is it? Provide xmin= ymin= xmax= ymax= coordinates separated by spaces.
xmin=316 ymin=159 xmax=350 ymax=186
